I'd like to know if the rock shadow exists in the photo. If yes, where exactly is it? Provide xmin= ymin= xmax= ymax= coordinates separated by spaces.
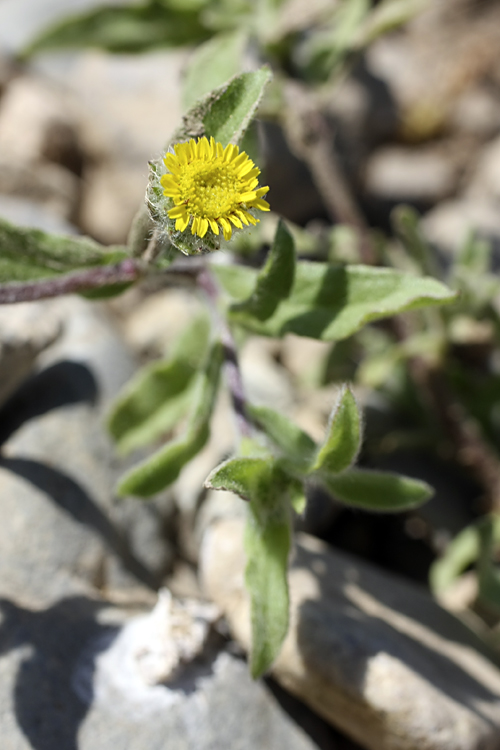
xmin=0 ymin=360 xmax=98 ymax=446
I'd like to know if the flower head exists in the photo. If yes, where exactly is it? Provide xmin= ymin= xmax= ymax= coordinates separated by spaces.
xmin=160 ymin=136 xmax=270 ymax=243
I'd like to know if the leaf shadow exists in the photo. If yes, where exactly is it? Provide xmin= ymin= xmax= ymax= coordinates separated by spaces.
xmin=281 ymin=265 xmax=348 ymax=340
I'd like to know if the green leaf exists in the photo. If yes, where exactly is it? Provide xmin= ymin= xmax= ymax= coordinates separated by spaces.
xmin=176 ymin=67 xmax=272 ymax=147
xmin=211 ymin=263 xmax=256 ymax=300
xmin=245 ymin=501 xmax=290 ymax=678
xmin=0 ymin=217 xmax=127 ymax=283
xmin=310 ymin=385 xmax=361 ymax=474
xmin=429 ymin=524 xmax=479 ymax=594
xmin=231 ymin=219 xmax=295 ymax=321
xmin=206 ymin=456 xmax=291 ymax=677
xmin=217 ymin=261 xmax=457 ymax=341
xmin=248 ymin=405 xmax=316 ymax=470
xmin=182 ymin=30 xmax=247 ymax=111
xmin=108 ymin=316 xmax=211 ymax=455
xmin=23 ymin=2 xmax=210 ymax=56
xmin=323 ymin=469 xmax=433 ymax=511
xmin=289 ymin=478 xmax=307 ymax=515
xmin=117 ymin=341 xmax=222 ymax=497
xmin=357 ymin=0 xmax=430 ymax=46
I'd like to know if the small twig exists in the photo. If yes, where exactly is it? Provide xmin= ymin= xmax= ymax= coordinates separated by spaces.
xmin=198 ymin=265 xmax=253 ymax=442
xmin=283 ymin=81 xmax=376 ymax=264
xmin=0 ymin=259 xmax=142 ymax=304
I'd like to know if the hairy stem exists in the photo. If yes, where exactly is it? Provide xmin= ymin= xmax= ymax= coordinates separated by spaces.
xmin=0 ymin=260 xmax=142 ymax=304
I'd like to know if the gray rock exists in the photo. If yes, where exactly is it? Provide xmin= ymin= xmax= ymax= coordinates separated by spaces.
xmin=423 ymin=197 xmax=500 ymax=258
xmin=201 ymin=518 xmax=500 ymax=750
xmin=0 ymin=195 xmax=78 ymax=234
xmin=364 ymin=145 xmax=460 ymax=204
xmin=0 ymin=587 xmax=327 ymax=750
xmin=0 ymin=296 xmax=174 ymax=605
xmin=0 ymin=76 xmax=81 ymax=221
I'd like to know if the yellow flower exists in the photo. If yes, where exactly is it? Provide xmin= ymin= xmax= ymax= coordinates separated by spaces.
xmin=160 ymin=136 xmax=270 ymax=242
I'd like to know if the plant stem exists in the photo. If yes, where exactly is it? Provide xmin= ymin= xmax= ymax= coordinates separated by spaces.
xmin=0 ymin=260 xmax=142 ymax=304
xmin=198 ymin=264 xmax=253 ymax=442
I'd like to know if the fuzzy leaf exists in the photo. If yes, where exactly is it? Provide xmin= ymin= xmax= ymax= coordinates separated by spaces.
xmin=23 ymin=2 xmax=210 ymax=56
xmin=324 ymin=469 xmax=433 ymax=511
xmin=248 ymin=405 xmax=316 ymax=470
xmin=310 ymin=385 xmax=361 ymax=474
xmin=176 ymin=67 xmax=272 ymax=147
xmin=117 ymin=342 xmax=222 ymax=497
xmin=215 ymin=262 xmax=457 ymax=341
xmin=0 ymin=217 xmax=126 ymax=284
xmin=182 ymin=30 xmax=247 ymax=110
xmin=231 ymin=220 xmax=295 ymax=321
xmin=206 ymin=455 xmax=291 ymax=678
xmin=108 ymin=316 xmax=211 ymax=455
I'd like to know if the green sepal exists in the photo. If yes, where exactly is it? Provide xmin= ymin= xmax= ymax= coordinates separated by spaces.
xmin=0 ymin=217 xmax=127 ymax=284
xmin=117 ymin=341 xmax=222 ymax=497
xmin=310 ymin=385 xmax=361 ymax=475
xmin=214 ymin=262 xmax=458 ymax=342
xmin=108 ymin=316 xmax=211 ymax=455
xmin=231 ymin=219 xmax=295 ymax=321
xmin=323 ymin=468 xmax=433 ymax=512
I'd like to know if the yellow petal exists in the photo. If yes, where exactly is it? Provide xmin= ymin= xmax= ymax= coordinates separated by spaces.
xmin=176 ymin=215 xmax=190 ymax=232
xmin=224 ymin=143 xmax=238 ymax=162
xmin=163 ymin=153 xmax=180 ymax=172
xmin=239 ymin=191 xmax=257 ymax=202
xmin=191 ymin=216 xmax=200 ymax=235
xmin=240 ymin=164 xmax=259 ymax=179
xmin=256 ymin=186 xmax=269 ymax=197
xmin=229 ymin=214 xmax=242 ymax=228
xmin=252 ymin=199 xmax=270 ymax=211
xmin=219 ymin=217 xmax=233 ymax=240
xmin=236 ymin=209 xmax=250 ymax=225
xmin=169 ymin=205 xmax=188 ymax=219
xmin=198 ymin=218 xmax=209 ymax=237
xmin=209 ymin=219 xmax=219 ymax=235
